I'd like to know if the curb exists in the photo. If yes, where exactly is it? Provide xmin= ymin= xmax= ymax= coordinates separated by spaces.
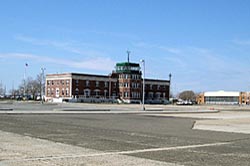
xmin=54 ymin=108 xmax=111 ymax=112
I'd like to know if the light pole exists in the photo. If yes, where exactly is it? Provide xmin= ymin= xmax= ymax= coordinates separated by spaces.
xmin=41 ymin=67 xmax=46 ymax=103
xmin=24 ymin=63 xmax=28 ymax=96
xmin=169 ymin=73 xmax=172 ymax=101
xmin=140 ymin=59 xmax=145 ymax=110
xmin=109 ymin=73 xmax=111 ymax=99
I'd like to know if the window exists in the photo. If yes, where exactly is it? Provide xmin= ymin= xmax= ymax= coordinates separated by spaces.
xmin=149 ymin=92 xmax=154 ymax=98
xmin=131 ymin=92 xmax=139 ymax=98
xmin=124 ymin=92 xmax=129 ymax=98
xmin=104 ymin=90 xmax=108 ymax=97
xmin=84 ymin=89 xmax=90 ymax=97
xmin=47 ymin=81 xmax=51 ymax=86
xmin=132 ymin=83 xmax=135 ymax=88
xmin=94 ymin=89 xmax=100 ymax=96
xmin=56 ymin=88 xmax=59 ymax=97
xmin=156 ymin=92 xmax=161 ymax=99
xmin=47 ymin=88 xmax=51 ymax=95
xmin=75 ymin=88 xmax=79 ymax=95
xmin=62 ymin=88 xmax=65 ymax=95
xmin=96 ymin=81 xmax=99 ymax=87
xmin=51 ymin=81 xmax=54 ymax=85
xmin=150 ymin=84 xmax=153 ymax=90
xmin=86 ymin=80 xmax=90 ymax=86
xmin=66 ymin=88 xmax=69 ymax=96
xmin=124 ymin=82 xmax=129 ymax=88
xmin=66 ymin=80 xmax=69 ymax=85
xmin=75 ymin=80 xmax=79 ymax=86
xmin=157 ymin=85 xmax=161 ymax=90
xmin=132 ymin=92 xmax=138 ymax=98
xmin=105 ymin=81 xmax=108 ymax=88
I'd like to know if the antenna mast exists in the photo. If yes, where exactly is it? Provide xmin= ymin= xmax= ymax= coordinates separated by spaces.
xmin=127 ymin=50 xmax=130 ymax=63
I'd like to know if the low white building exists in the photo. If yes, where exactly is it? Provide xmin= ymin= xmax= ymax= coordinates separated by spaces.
xmin=204 ymin=91 xmax=240 ymax=105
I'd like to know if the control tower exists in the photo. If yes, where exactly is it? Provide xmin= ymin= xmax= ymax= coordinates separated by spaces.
xmin=115 ymin=52 xmax=142 ymax=103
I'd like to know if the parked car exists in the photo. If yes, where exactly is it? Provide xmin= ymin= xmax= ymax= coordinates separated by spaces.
xmin=176 ymin=100 xmax=193 ymax=105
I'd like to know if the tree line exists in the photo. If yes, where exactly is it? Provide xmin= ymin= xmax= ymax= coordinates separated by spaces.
xmin=7 ymin=73 xmax=45 ymax=100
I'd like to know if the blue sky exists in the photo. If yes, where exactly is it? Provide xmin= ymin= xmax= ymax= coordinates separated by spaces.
xmin=0 ymin=0 xmax=250 ymax=94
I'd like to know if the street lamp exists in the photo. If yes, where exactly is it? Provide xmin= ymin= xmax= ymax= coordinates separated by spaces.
xmin=109 ymin=73 xmax=111 ymax=99
xmin=41 ymin=67 xmax=46 ymax=103
xmin=24 ymin=63 xmax=28 ymax=96
xmin=140 ymin=59 xmax=145 ymax=110
xmin=169 ymin=73 xmax=172 ymax=101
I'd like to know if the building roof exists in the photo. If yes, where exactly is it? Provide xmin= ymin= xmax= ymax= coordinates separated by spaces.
xmin=46 ymin=73 xmax=109 ymax=78
xmin=204 ymin=91 xmax=240 ymax=97
xmin=116 ymin=62 xmax=140 ymax=67
xmin=115 ymin=62 xmax=141 ymax=74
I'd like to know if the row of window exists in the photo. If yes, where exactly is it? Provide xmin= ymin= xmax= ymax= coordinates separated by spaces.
xmin=118 ymin=83 xmax=167 ymax=90
xmin=48 ymin=87 xmax=115 ymax=98
xmin=48 ymin=79 xmax=167 ymax=91
xmin=121 ymin=92 xmax=141 ymax=99
xmin=147 ymin=92 xmax=166 ymax=99
xmin=116 ymin=66 xmax=140 ymax=72
xmin=47 ymin=88 xmax=69 ymax=97
xmin=47 ymin=80 xmax=116 ymax=88
xmin=120 ymin=92 xmax=166 ymax=99
xmin=119 ymin=74 xmax=141 ymax=80
xmin=146 ymin=84 xmax=167 ymax=90
xmin=47 ymin=80 xmax=70 ymax=86
xmin=75 ymin=80 xmax=116 ymax=88
xmin=205 ymin=97 xmax=239 ymax=102
xmin=75 ymin=88 xmax=117 ymax=98
xmin=119 ymin=82 xmax=140 ymax=88
xmin=75 ymin=88 xmax=108 ymax=97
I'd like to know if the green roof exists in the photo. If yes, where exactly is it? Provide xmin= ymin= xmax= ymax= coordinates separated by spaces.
xmin=116 ymin=62 xmax=140 ymax=67
xmin=115 ymin=62 xmax=141 ymax=74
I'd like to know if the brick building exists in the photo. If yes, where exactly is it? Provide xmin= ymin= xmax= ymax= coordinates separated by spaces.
xmin=46 ymin=60 xmax=170 ymax=103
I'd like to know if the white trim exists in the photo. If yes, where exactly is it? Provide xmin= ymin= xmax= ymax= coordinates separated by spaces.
xmin=204 ymin=91 xmax=240 ymax=97
xmin=70 ymin=78 xmax=72 ymax=97
xmin=72 ymin=75 xmax=117 ymax=82
xmin=145 ymin=81 xmax=169 ymax=86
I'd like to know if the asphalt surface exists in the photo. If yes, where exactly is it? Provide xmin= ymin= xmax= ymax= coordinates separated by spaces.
xmin=1 ymin=111 xmax=250 ymax=165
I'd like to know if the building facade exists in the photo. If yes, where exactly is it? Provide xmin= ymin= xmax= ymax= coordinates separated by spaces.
xmin=46 ymin=61 xmax=170 ymax=103
xmin=197 ymin=91 xmax=250 ymax=105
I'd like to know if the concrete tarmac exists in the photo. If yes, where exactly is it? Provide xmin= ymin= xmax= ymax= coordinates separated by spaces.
xmin=1 ymin=102 xmax=250 ymax=165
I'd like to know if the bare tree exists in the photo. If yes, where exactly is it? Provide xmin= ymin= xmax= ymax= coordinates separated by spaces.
xmin=0 ymin=82 xmax=4 ymax=96
xmin=178 ymin=90 xmax=196 ymax=101
xmin=36 ymin=73 xmax=43 ymax=100
xmin=18 ymin=76 xmax=41 ymax=99
xmin=19 ymin=77 xmax=33 ymax=96
xmin=28 ymin=79 xmax=40 ymax=99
